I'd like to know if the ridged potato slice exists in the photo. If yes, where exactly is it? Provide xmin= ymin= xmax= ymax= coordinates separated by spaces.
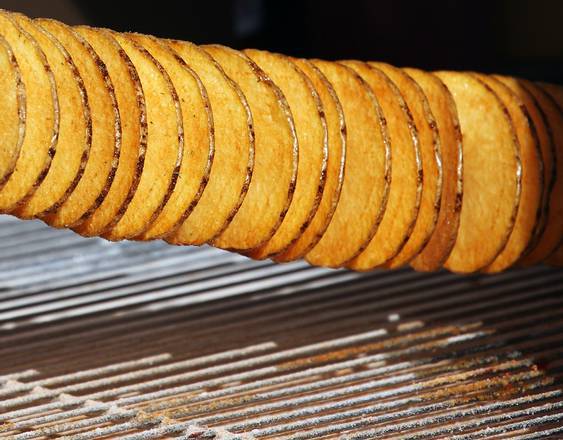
xmin=103 ymin=31 xmax=182 ymax=240
xmin=275 ymin=59 xmax=346 ymax=262
xmin=436 ymin=71 xmax=521 ymax=273
xmin=306 ymin=60 xmax=390 ymax=268
xmin=0 ymin=12 xmax=57 ymax=212
xmin=373 ymin=63 xmax=442 ymax=269
xmin=13 ymin=14 xmax=90 ymax=219
xmin=539 ymin=82 xmax=563 ymax=262
xmin=476 ymin=74 xmax=544 ymax=273
xmin=494 ymin=75 xmax=556 ymax=261
xmin=166 ymin=40 xmax=254 ymax=246
xmin=515 ymin=80 xmax=563 ymax=265
xmin=206 ymin=45 xmax=298 ymax=251
xmin=72 ymin=27 xmax=146 ymax=237
xmin=37 ymin=19 xmax=119 ymax=229
xmin=0 ymin=34 xmax=25 ymax=190
xmin=344 ymin=61 xmax=422 ymax=270
xmin=245 ymin=49 xmax=328 ymax=259
xmin=129 ymin=33 xmax=213 ymax=241
xmin=406 ymin=68 xmax=463 ymax=272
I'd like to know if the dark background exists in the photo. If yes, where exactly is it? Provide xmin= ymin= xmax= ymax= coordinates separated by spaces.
xmin=1 ymin=0 xmax=562 ymax=84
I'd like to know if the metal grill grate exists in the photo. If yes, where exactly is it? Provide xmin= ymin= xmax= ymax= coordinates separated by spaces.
xmin=0 ymin=215 xmax=562 ymax=439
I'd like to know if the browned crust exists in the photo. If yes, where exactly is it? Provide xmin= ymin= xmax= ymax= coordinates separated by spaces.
xmin=341 ymin=60 xmax=418 ymax=270
xmin=1 ymin=11 xmax=59 ymax=212
xmin=69 ymin=24 xmax=121 ymax=227
xmin=15 ymin=15 xmax=93 ymax=217
xmin=471 ymin=73 xmax=523 ymax=270
xmin=163 ymin=42 xmax=259 ymax=243
xmin=137 ymin=34 xmax=215 ymax=240
xmin=208 ymin=44 xmax=298 ymax=251
xmin=204 ymin=48 xmax=256 ymax=242
xmin=479 ymin=74 xmax=544 ymax=272
xmin=273 ymin=55 xmax=329 ymax=256
xmin=345 ymin=60 xmax=393 ymax=261
xmin=245 ymin=51 xmax=329 ymax=260
xmin=517 ymin=80 xmax=562 ymax=263
xmin=85 ymin=27 xmax=148 ymax=235
xmin=354 ymin=61 xmax=423 ymax=269
xmin=104 ymin=31 xmax=183 ymax=240
xmin=409 ymin=70 xmax=463 ymax=271
xmin=244 ymin=48 xmax=299 ymax=250
xmin=280 ymin=59 xmax=347 ymax=260
xmin=375 ymin=62 xmax=443 ymax=267
xmin=0 ymin=34 xmax=25 ymax=190
xmin=519 ymin=87 xmax=555 ymax=257
xmin=307 ymin=60 xmax=391 ymax=267
xmin=165 ymin=39 xmax=255 ymax=246
xmin=495 ymin=76 xmax=557 ymax=261
xmin=538 ymin=82 xmax=563 ymax=257
xmin=510 ymin=78 xmax=545 ymax=257
xmin=35 ymin=18 xmax=120 ymax=228
xmin=438 ymin=72 xmax=520 ymax=273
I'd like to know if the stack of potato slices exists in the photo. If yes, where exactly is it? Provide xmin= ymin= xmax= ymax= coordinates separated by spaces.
xmin=1 ymin=10 xmax=561 ymax=273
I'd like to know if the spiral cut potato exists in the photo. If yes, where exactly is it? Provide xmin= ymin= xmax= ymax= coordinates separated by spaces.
xmin=0 ymin=10 xmax=561 ymax=273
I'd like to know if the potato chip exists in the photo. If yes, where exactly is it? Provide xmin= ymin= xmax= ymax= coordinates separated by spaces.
xmin=244 ymin=49 xmax=328 ymax=259
xmin=37 ymin=19 xmax=119 ymax=228
xmin=0 ymin=12 xmax=58 ymax=212
xmin=494 ymin=76 xmax=556 ymax=260
xmin=72 ymin=26 xmax=146 ymax=237
xmin=128 ymin=34 xmax=213 ymax=241
xmin=343 ymin=61 xmax=422 ymax=270
xmin=372 ymin=62 xmax=442 ymax=269
xmin=515 ymin=80 xmax=563 ymax=265
xmin=165 ymin=40 xmax=254 ymax=246
xmin=539 ymin=82 xmax=563 ymax=258
xmin=476 ymin=74 xmax=543 ymax=273
xmin=205 ymin=45 xmax=298 ymax=251
xmin=436 ymin=71 xmax=521 ymax=273
xmin=275 ymin=58 xmax=346 ymax=262
xmin=13 ymin=14 xmax=91 ymax=219
xmin=0 ymin=35 xmax=25 ymax=190
xmin=306 ymin=60 xmax=391 ymax=268
xmin=103 ymin=31 xmax=182 ymax=240
xmin=406 ymin=68 xmax=463 ymax=272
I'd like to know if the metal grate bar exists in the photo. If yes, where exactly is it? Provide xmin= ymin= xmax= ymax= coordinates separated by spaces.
xmin=0 ymin=218 xmax=562 ymax=439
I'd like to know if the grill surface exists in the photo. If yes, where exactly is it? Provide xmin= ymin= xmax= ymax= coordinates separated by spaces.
xmin=0 ymin=215 xmax=562 ymax=439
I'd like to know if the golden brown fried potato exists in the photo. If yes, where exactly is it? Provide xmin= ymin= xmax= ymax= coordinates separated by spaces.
xmin=0 ymin=34 xmax=24 ymax=191
xmin=103 ymin=31 xmax=182 ymax=240
xmin=129 ymin=33 xmax=213 ymax=241
xmin=515 ymin=80 xmax=563 ymax=265
xmin=343 ymin=61 xmax=422 ymax=270
xmin=437 ymin=71 xmax=521 ymax=273
xmin=13 ymin=14 xmax=90 ymax=219
xmin=1 ymin=8 xmax=559 ymax=273
xmin=372 ymin=62 xmax=442 ymax=269
xmin=166 ymin=40 xmax=254 ymax=246
xmin=205 ymin=45 xmax=298 ymax=251
xmin=37 ymin=19 xmax=119 ymax=229
xmin=244 ymin=50 xmax=328 ymax=259
xmin=476 ymin=74 xmax=544 ymax=273
xmin=306 ymin=60 xmax=390 ymax=268
xmin=538 ymin=82 xmax=563 ymax=260
xmin=72 ymin=27 xmax=146 ymax=237
xmin=406 ymin=68 xmax=463 ymax=272
xmin=495 ymin=75 xmax=556 ymax=262
xmin=0 ymin=12 xmax=57 ymax=212
xmin=275 ymin=59 xmax=346 ymax=262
